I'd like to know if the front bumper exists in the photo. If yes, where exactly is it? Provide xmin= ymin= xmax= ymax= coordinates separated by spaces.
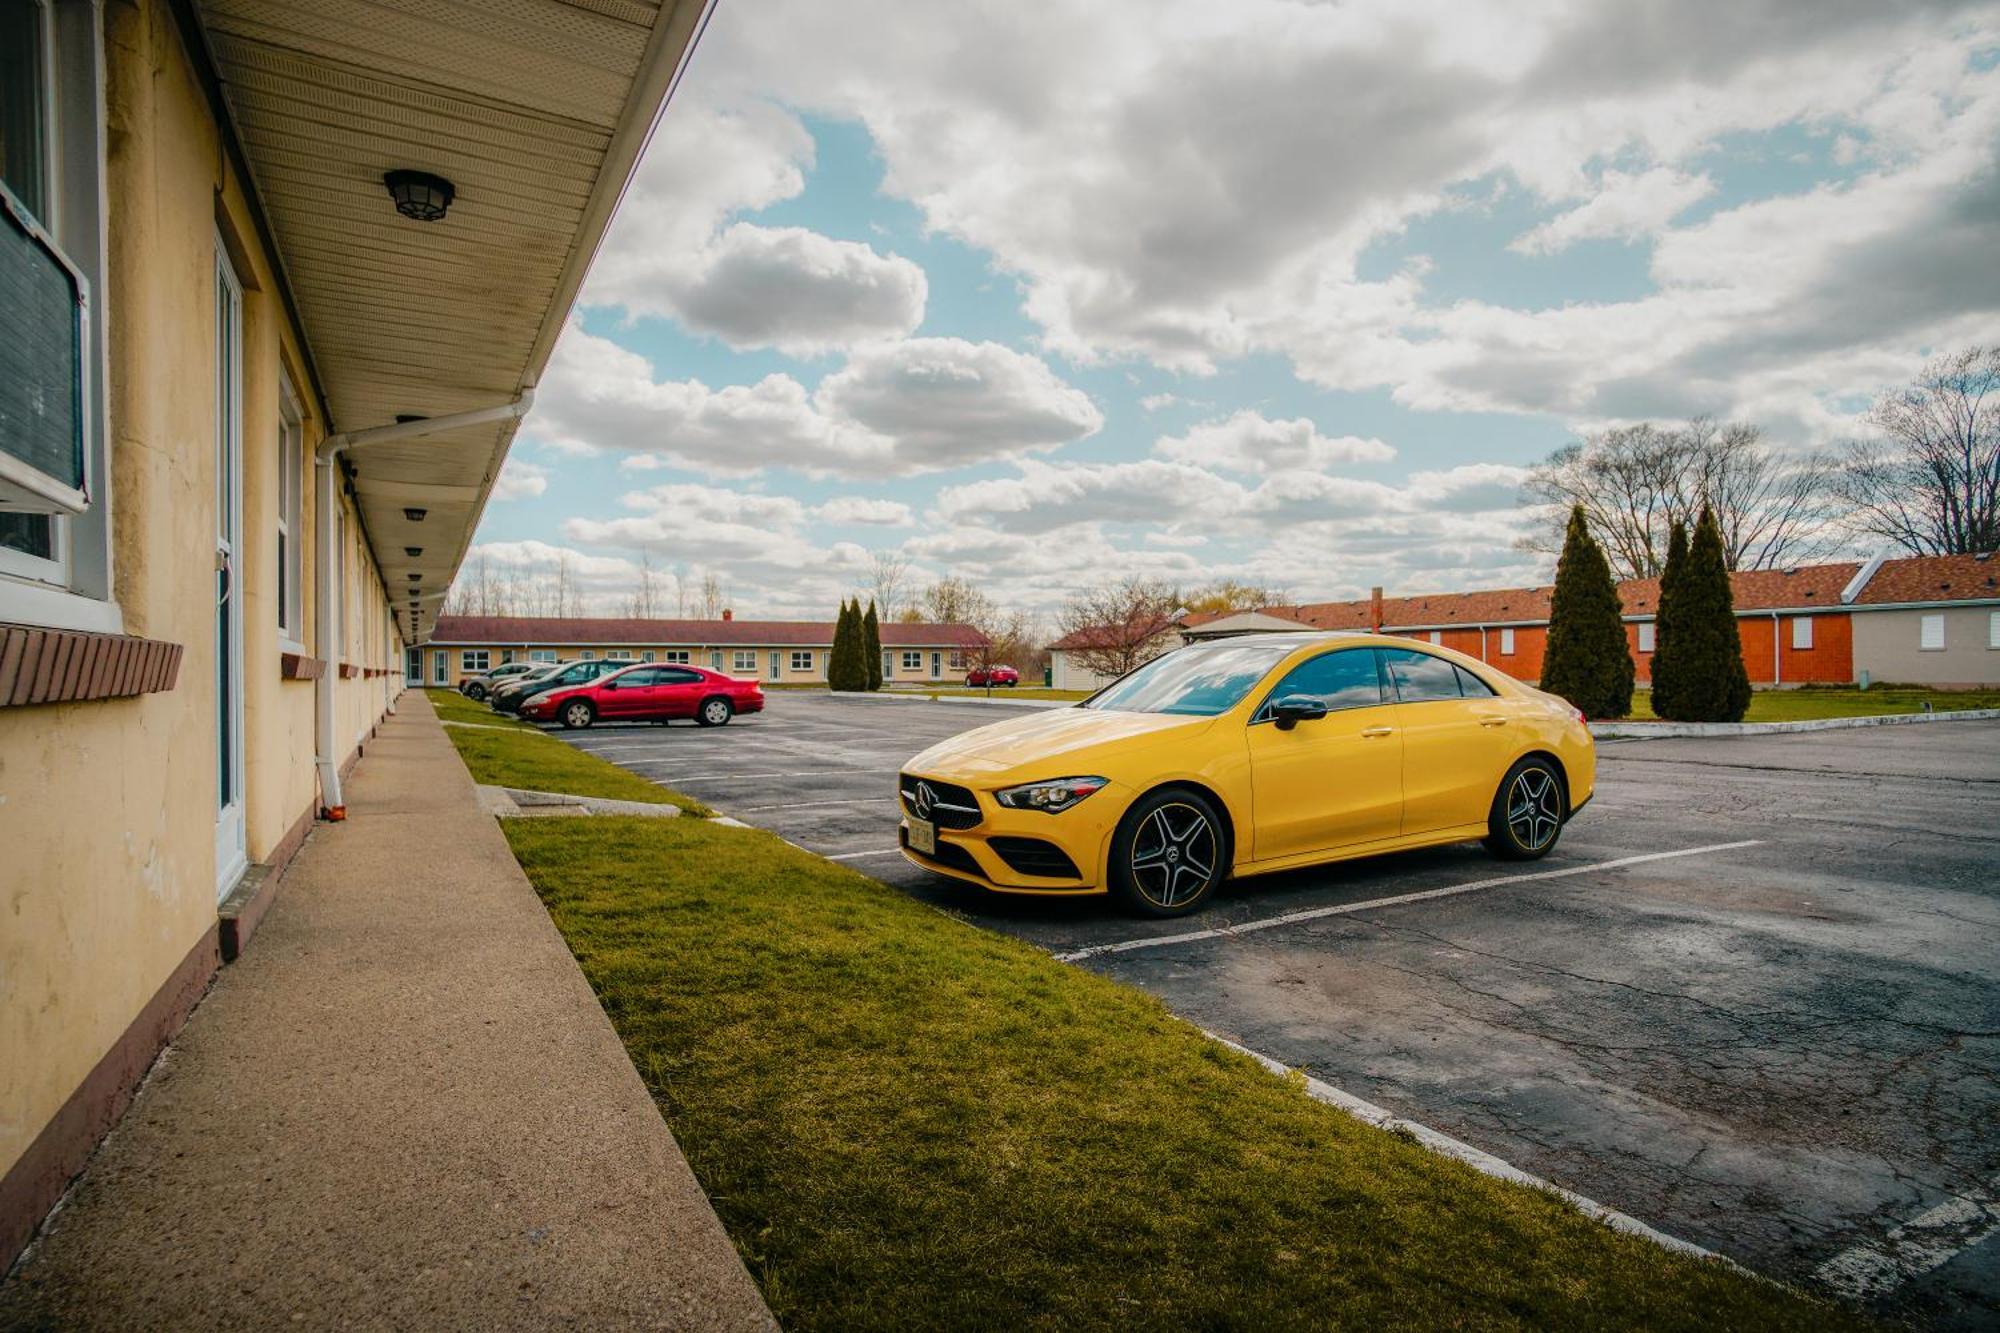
xmin=896 ymin=776 xmax=1115 ymax=895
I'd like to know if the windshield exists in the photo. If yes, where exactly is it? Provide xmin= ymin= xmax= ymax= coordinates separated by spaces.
xmin=1084 ymin=642 xmax=1292 ymax=716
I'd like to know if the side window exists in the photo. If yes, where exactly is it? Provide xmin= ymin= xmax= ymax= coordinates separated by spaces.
xmin=1254 ymin=648 xmax=1384 ymax=721
xmin=658 ymin=668 xmax=702 ymax=685
xmin=1454 ymin=664 xmax=1497 ymax=698
xmin=1380 ymin=647 xmax=1462 ymax=702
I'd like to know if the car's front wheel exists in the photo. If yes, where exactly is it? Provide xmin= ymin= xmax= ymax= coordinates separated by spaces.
xmin=560 ymin=699 xmax=596 ymax=730
xmin=1109 ymin=788 xmax=1227 ymax=917
xmin=1484 ymin=756 xmax=1566 ymax=860
xmin=697 ymin=696 xmax=733 ymax=727
xmin=465 ymin=683 xmax=487 ymax=701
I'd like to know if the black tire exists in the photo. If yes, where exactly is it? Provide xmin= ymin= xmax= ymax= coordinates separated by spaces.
xmin=696 ymin=696 xmax=733 ymax=727
xmin=559 ymin=699 xmax=596 ymax=730
xmin=1484 ymin=756 xmax=1566 ymax=860
xmin=465 ymin=682 xmax=487 ymax=702
xmin=1108 ymin=787 xmax=1228 ymax=917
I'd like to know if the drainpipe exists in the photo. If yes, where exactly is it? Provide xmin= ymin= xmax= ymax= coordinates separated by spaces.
xmin=1770 ymin=610 xmax=1781 ymax=686
xmin=313 ymin=392 xmax=534 ymax=818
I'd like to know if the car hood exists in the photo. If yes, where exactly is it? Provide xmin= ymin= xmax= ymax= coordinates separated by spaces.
xmin=906 ymin=706 xmax=1212 ymax=781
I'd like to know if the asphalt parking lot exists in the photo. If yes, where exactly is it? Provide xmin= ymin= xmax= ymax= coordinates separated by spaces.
xmin=556 ymin=692 xmax=2000 ymax=1326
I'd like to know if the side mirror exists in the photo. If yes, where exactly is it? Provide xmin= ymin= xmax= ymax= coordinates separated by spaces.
xmin=1271 ymin=695 xmax=1329 ymax=731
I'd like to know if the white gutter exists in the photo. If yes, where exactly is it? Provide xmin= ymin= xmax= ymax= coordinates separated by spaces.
xmin=312 ymin=392 xmax=533 ymax=817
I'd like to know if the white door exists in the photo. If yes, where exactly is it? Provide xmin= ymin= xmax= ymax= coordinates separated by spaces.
xmin=214 ymin=240 xmax=247 ymax=897
xmin=405 ymin=647 xmax=422 ymax=686
xmin=767 ymin=651 xmax=781 ymax=681
xmin=930 ymin=651 xmax=942 ymax=679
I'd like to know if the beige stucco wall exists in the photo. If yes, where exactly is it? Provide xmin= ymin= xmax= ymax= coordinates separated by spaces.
xmin=1 ymin=0 xmax=398 ymax=1186
xmin=426 ymin=642 xmax=971 ymax=688
xmin=1851 ymin=605 xmax=2000 ymax=687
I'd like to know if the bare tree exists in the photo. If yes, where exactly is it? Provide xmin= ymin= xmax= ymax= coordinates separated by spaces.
xmin=1055 ymin=577 xmax=1183 ymax=680
xmin=1521 ymin=418 xmax=1837 ymax=578
xmin=910 ymin=577 xmax=1036 ymax=672
xmin=693 ymin=571 xmax=726 ymax=620
xmin=918 ymin=576 xmax=989 ymax=625
xmin=869 ymin=550 xmax=912 ymax=621
xmin=1835 ymin=346 xmax=2000 ymax=555
xmin=625 ymin=553 xmax=663 ymax=618
xmin=1182 ymin=579 xmax=1284 ymax=616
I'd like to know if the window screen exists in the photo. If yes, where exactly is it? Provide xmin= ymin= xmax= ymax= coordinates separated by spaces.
xmin=1380 ymin=647 xmax=1463 ymax=702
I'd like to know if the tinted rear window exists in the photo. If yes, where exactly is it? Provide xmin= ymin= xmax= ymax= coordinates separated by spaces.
xmin=1380 ymin=647 xmax=1462 ymax=702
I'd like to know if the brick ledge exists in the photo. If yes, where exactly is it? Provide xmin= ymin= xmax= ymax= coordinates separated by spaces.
xmin=0 ymin=622 xmax=183 ymax=708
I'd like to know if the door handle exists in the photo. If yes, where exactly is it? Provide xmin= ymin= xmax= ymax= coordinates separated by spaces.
xmin=1360 ymin=726 xmax=1394 ymax=738
xmin=1478 ymin=715 xmax=1508 ymax=727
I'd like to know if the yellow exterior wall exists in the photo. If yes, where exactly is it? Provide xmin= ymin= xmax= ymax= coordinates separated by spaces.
xmin=0 ymin=0 xmax=399 ymax=1187
xmin=426 ymin=642 xmax=973 ymax=690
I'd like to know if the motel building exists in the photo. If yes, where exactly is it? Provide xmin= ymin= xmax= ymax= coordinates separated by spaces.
xmin=1179 ymin=552 xmax=2000 ymax=689
xmin=422 ymin=613 xmax=989 ymax=689
xmin=0 ymin=0 xmax=712 ymax=1279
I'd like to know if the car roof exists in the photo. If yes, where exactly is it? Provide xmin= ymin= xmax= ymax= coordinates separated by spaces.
xmin=1185 ymin=630 xmax=1375 ymax=651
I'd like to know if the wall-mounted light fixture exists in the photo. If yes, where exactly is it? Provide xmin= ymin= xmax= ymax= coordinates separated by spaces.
xmin=404 ymin=547 xmax=423 ymax=558
xmin=384 ymin=170 xmax=455 ymax=222
xmin=404 ymin=507 xmax=427 ymax=522
xmin=407 ymin=573 xmax=421 ymax=581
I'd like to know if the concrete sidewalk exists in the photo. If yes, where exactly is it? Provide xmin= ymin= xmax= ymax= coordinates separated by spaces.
xmin=0 ymin=694 xmax=775 ymax=1331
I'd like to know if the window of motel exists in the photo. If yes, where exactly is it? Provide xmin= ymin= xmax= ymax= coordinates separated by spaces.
xmin=1791 ymin=617 xmax=1812 ymax=650
xmin=461 ymin=650 xmax=488 ymax=672
xmin=607 ymin=650 xmax=634 ymax=661
xmin=1638 ymin=622 xmax=1655 ymax=653
xmin=1500 ymin=628 xmax=1516 ymax=655
xmin=1920 ymin=614 xmax=1945 ymax=651
xmin=733 ymin=650 xmax=755 ymax=671
xmin=665 ymin=650 xmax=690 ymax=664
xmin=902 ymin=651 xmax=922 ymax=670
xmin=432 ymin=651 xmax=447 ymax=683
xmin=529 ymin=649 xmax=556 ymax=663
xmin=790 ymin=650 xmax=813 ymax=671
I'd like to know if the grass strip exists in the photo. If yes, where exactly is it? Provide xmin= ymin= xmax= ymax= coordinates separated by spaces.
xmin=1627 ymin=687 xmax=2000 ymax=722
xmin=428 ymin=693 xmax=712 ymax=816
xmin=425 ymin=687 xmax=540 ymax=730
xmin=501 ymin=814 xmax=1861 ymax=1331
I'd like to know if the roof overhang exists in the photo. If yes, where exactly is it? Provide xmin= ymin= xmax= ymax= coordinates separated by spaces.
xmin=188 ymin=0 xmax=711 ymax=644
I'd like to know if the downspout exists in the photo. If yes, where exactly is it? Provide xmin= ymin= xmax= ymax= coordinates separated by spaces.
xmin=313 ymin=392 xmax=534 ymax=818
xmin=1770 ymin=610 xmax=1781 ymax=686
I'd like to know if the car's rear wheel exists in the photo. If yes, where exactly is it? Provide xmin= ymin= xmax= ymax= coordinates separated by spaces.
xmin=560 ymin=699 xmax=596 ymax=730
xmin=1109 ymin=788 xmax=1226 ymax=917
xmin=697 ymin=696 xmax=733 ymax=727
xmin=1484 ymin=756 xmax=1565 ymax=860
xmin=465 ymin=682 xmax=487 ymax=701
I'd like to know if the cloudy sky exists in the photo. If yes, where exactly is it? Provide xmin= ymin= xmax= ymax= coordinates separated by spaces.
xmin=465 ymin=0 xmax=2000 ymax=619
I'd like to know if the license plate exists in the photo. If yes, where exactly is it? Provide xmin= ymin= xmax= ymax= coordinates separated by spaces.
xmin=908 ymin=818 xmax=936 ymax=855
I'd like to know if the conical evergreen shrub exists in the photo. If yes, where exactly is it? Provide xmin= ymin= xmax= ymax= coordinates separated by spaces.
xmin=1648 ymin=520 xmax=1690 ymax=719
xmin=1539 ymin=505 xmax=1634 ymax=719
xmin=1650 ymin=507 xmax=1750 ymax=722
xmin=863 ymin=600 xmax=883 ymax=690
xmin=828 ymin=599 xmax=858 ymax=691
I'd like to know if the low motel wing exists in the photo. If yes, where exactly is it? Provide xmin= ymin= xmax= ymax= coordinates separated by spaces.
xmin=0 ymin=0 xmax=709 ymax=1269
xmin=422 ymin=614 xmax=989 ymax=687
xmin=1179 ymin=552 xmax=2000 ymax=689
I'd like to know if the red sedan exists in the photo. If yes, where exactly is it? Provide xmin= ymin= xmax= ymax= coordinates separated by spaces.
xmin=521 ymin=663 xmax=764 ymax=729
xmin=964 ymin=664 xmax=1021 ymax=687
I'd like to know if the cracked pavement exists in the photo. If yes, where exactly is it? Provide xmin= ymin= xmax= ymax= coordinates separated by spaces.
xmin=555 ymin=695 xmax=2000 ymax=1328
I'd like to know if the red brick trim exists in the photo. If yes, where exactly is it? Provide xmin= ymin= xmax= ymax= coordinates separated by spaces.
xmin=219 ymin=800 xmax=315 ymax=962
xmin=279 ymin=651 xmax=323 ymax=680
xmin=0 ymin=925 xmax=221 ymax=1270
xmin=0 ymin=623 xmax=183 ymax=708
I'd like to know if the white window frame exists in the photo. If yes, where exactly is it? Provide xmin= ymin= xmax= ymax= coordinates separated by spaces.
xmin=709 ymin=650 xmax=722 ymax=669
xmin=641 ymin=650 xmax=655 ymax=662
xmin=0 ymin=0 xmax=116 ymax=634
xmin=431 ymin=650 xmax=447 ymax=684
xmin=1499 ymin=628 xmax=1516 ymax=656
xmin=579 ymin=650 xmax=595 ymax=660
xmin=789 ymin=650 xmax=813 ymax=672
xmin=1919 ymin=613 xmax=1945 ymax=651
xmin=948 ymin=649 xmax=966 ymax=670
xmin=501 ymin=649 xmax=515 ymax=664
xmin=663 ymin=649 xmax=690 ymax=664
xmin=1989 ymin=610 xmax=1999 ymax=650
xmin=606 ymin=649 xmax=635 ymax=661
xmin=1427 ymin=631 xmax=1442 ymax=645
xmin=460 ymin=649 xmax=489 ymax=673
xmin=901 ymin=650 xmax=922 ymax=671
xmin=732 ymin=650 xmax=756 ymax=672
xmin=528 ymin=649 xmax=557 ymax=663
xmin=275 ymin=375 xmax=304 ymax=648
xmin=1790 ymin=616 xmax=1812 ymax=650
xmin=1637 ymin=621 xmax=1656 ymax=653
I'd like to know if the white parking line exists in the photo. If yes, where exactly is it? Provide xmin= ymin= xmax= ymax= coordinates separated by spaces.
xmin=1813 ymin=1176 xmax=2000 ymax=1302
xmin=1055 ymin=840 xmax=1764 ymax=963
xmin=629 ymin=769 xmax=872 ymax=782
xmin=737 ymin=797 xmax=893 ymax=813
xmin=825 ymin=848 xmax=905 ymax=861
xmin=1207 ymin=1031 xmax=1733 ymax=1268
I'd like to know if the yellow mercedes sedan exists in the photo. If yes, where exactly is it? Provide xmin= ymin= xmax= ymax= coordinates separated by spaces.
xmin=898 ymin=632 xmax=1595 ymax=916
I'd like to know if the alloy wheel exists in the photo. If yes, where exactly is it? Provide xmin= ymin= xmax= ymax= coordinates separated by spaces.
xmin=1506 ymin=767 xmax=1562 ymax=851
xmin=1129 ymin=802 xmax=1217 ymax=909
xmin=564 ymin=701 xmax=592 ymax=729
xmin=703 ymin=700 xmax=730 ymax=725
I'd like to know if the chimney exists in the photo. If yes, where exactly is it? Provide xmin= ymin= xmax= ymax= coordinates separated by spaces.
xmin=721 ymin=608 xmax=733 ymax=622
xmin=1369 ymin=586 xmax=1384 ymax=631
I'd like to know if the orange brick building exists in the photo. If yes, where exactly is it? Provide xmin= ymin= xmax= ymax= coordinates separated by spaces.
xmin=1180 ymin=553 xmax=2000 ymax=689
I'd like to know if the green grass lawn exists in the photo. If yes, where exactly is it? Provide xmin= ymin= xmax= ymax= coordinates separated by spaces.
xmin=901 ymin=686 xmax=1093 ymax=701
xmin=500 ymin=814 xmax=1859 ymax=1331
xmin=1626 ymin=687 xmax=2000 ymax=722
xmin=426 ymin=687 xmax=539 ymax=729
xmin=426 ymin=691 xmax=711 ymax=816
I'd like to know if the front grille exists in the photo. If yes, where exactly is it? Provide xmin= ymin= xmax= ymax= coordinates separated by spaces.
xmin=988 ymin=837 xmax=1081 ymax=879
xmin=898 ymin=773 xmax=983 ymax=830
xmin=902 ymin=826 xmax=985 ymax=879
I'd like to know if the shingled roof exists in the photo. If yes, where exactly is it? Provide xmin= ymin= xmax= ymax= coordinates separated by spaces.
xmin=429 ymin=615 xmax=988 ymax=648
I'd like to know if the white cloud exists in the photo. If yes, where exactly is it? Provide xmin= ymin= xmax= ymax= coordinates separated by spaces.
xmin=1509 ymin=167 xmax=1715 ymax=254
xmin=490 ymin=457 xmax=548 ymax=501
xmin=814 ymin=496 xmax=915 ymax=526
xmin=1139 ymin=393 xmax=1183 ymax=411
xmin=1155 ymin=410 xmax=1395 ymax=473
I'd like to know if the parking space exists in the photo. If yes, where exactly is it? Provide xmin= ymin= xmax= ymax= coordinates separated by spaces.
xmin=555 ymin=694 xmax=2000 ymax=1326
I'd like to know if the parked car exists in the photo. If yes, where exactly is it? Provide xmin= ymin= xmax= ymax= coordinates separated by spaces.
xmin=964 ymin=664 xmax=1021 ymax=688
xmin=461 ymin=661 xmax=538 ymax=701
xmin=897 ymin=632 xmax=1594 ymax=917
xmin=486 ymin=663 xmax=563 ymax=712
xmin=520 ymin=663 xmax=765 ymax=729
xmin=490 ymin=659 xmax=622 ymax=714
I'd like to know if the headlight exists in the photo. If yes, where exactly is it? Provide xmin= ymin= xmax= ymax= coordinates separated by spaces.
xmin=994 ymin=776 xmax=1108 ymax=813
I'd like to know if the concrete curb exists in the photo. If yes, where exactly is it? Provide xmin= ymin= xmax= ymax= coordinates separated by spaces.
xmin=1591 ymin=707 xmax=2000 ymax=740
xmin=839 ymin=691 xmax=1064 ymax=710
xmin=476 ymin=784 xmax=685 ymax=819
